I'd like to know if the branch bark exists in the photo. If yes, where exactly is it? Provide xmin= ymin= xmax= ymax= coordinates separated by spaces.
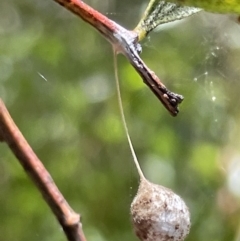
xmin=0 ymin=99 xmax=87 ymax=241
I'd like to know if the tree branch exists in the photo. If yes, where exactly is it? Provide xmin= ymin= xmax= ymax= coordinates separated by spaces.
xmin=0 ymin=99 xmax=87 ymax=241
xmin=52 ymin=0 xmax=183 ymax=116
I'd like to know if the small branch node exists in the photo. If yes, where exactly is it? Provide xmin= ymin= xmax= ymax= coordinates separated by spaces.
xmin=64 ymin=212 xmax=80 ymax=226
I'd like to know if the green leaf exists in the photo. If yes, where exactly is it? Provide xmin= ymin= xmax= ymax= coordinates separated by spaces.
xmin=135 ymin=0 xmax=200 ymax=40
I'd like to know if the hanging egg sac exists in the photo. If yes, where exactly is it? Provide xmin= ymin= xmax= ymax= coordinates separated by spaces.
xmin=131 ymin=178 xmax=190 ymax=241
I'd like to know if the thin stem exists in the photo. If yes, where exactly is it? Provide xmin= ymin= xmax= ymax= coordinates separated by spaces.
xmin=53 ymin=0 xmax=183 ymax=116
xmin=53 ymin=0 xmax=124 ymax=45
xmin=0 ymin=99 xmax=87 ymax=241
xmin=113 ymin=51 xmax=146 ymax=181
xmin=114 ymin=33 xmax=184 ymax=116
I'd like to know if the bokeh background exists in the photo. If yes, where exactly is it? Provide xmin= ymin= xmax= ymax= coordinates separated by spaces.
xmin=1 ymin=0 xmax=240 ymax=241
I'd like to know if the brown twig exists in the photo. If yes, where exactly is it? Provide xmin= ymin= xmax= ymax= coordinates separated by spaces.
xmin=0 ymin=99 xmax=87 ymax=241
xmin=53 ymin=0 xmax=183 ymax=116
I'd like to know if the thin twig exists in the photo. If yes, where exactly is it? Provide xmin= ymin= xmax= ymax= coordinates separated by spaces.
xmin=0 ymin=99 xmax=87 ymax=241
xmin=53 ymin=0 xmax=183 ymax=116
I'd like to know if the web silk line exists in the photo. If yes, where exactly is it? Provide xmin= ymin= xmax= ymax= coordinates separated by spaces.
xmin=113 ymin=49 xmax=145 ymax=181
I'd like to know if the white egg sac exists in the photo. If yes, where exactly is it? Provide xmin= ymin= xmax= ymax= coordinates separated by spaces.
xmin=131 ymin=179 xmax=190 ymax=241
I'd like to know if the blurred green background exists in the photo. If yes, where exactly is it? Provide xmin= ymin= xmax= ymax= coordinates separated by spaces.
xmin=1 ymin=1 xmax=240 ymax=241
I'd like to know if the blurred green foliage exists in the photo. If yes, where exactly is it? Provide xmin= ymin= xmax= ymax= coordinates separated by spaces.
xmin=1 ymin=1 xmax=240 ymax=241
xmin=167 ymin=0 xmax=240 ymax=14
